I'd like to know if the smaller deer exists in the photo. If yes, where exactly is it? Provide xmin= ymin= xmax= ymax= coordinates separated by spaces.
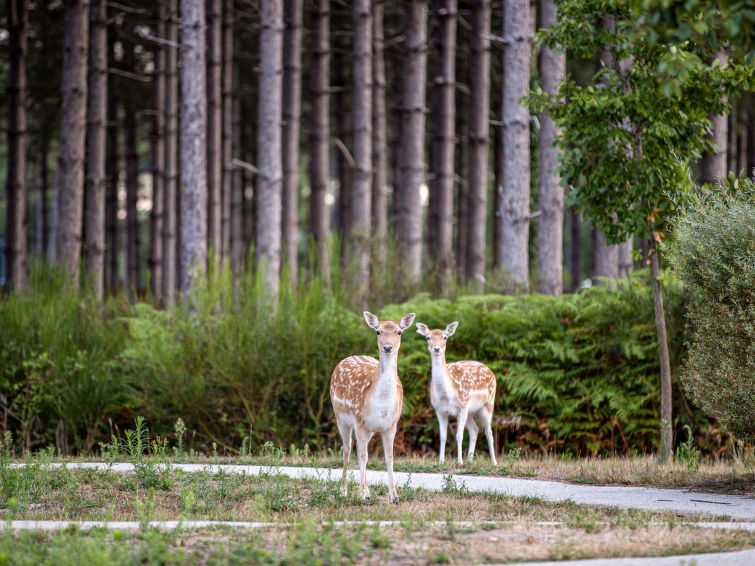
xmin=416 ymin=321 xmax=497 ymax=465
xmin=330 ymin=311 xmax=415 ymax=503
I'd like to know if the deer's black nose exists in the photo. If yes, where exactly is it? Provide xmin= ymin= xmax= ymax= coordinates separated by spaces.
xmin=433 ymin=346 xmax=441 ymax=353
xmin=383 ymin=345 xmax=393 ymax=353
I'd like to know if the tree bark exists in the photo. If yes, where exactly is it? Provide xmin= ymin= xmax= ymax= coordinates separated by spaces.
xmin=700 ymin=51 xmax=728 ymax=184
xmin=230 ymin=62 xmax=243 ymax=274
xmin=206 ymin=0 xmax=222 ymax=262
xmin=334 ymin=51 xmax=351 ymax=269
xmin=57 ymin=0 xmax=90 ymax=285
xmin=222 ymin=0 xmax=235 ymax=269
xmin=738 ymin=101 xmax=749 ymax=175
xmin=650 ymin=238 xmax=673 ymax=462
xmin=569 ymin=207 xmax=581 ymax=290
xmin=149 ymin=2 xmax=166 ymax=301
xmin=428 ymin=0 xmax=457 ymax=292
xmin=371 ymin=0 xmax=388 ymax=265
xmin=308 ymin=0 xmax=330 ymax=278
xmin=123 ymin=41 xmax=141 ymax=295
xmin=727 ymin=99 xmax=738 ymax=176
xmin=618 ymin=237 xmax=633 ymax=278
xmin=349 ymin=0 xmax=372 ymax=293
xmin=536 ymin=0 xmax=565 ymax=296
xmin=40 ymin=126 xmax=51 ymax=257
xmin=163 ymin=0 xmax=179 ymax=304
xmin=256 ymin=0 xmax=284 ymax=295
xmin=455 ymin=83 xmax=469 ymax=281
xmin=106 ymin=32 xmax=119 ymax=292
xmin=281 ymin=0 xmax=303 ymax=284
xmin=499 ymin=0 xmax=531 ymax=292
xmin=591 ymin=226 xmax=618 ymax=286
xmin=5 ymin=0 xmax=29 ymax=291
xmin=465 ymin=0 xmax=491 ymax=289
xmin=395 ymin=0 xmax=428 ymax=282
xmin=180 ymin=0 xmax=208 ymax=296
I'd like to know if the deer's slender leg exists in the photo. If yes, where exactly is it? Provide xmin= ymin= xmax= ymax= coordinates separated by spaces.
xmin=456 ymin=407 xmax=469 ymax=465
xmin=355 ymin=425 xmax=373 ymax=500
xmin=437 ymin=411 xmax=449 ymax=464
xmin=382 ymin=421 xmax=399 ymax=503
xmin=337 ymin=420 xmax=354 ymax=496
xmin=466 ymin=415 xmax=479 ymax=460
xmin=481 ymin=404 xmax=497 ymax=465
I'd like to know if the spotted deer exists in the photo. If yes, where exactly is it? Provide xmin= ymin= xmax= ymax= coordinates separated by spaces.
xmin=415 ymin=321 xmax=497 ymax=465
xmin=329 ymin=311 xmax=415 ymax=503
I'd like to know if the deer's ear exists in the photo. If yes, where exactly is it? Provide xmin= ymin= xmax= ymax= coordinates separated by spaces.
xmin=415 ymin=322 xmax=429 ymax=337
xmin=363 ymin=311 xmax=380 ymax=330
xmin=444 ymin=321 xmax=459 ymax=337
xmin=399 ymin=312 xmax=416 ymax=330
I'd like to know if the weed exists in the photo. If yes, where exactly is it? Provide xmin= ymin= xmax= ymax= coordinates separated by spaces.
xmin=441 ymin=474 xmax=468 ymax=496
xmin=675 ymin=425 xmax=700 ymax=473
xmin=123 ymin=417 xmax=173 ymax=490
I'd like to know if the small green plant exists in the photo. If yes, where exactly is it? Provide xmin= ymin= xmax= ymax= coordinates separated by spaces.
xmin=123 ymin=417 xmax=173 ymax=490
xmin=675 ymin=425 xmax=700 ymax=473
xmin=441 ymin=474 xmax=468 ymax=496
xmin=173 ymin=418 xmax=186 ymax=456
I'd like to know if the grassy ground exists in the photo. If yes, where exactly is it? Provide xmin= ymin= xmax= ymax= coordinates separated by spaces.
xmin=1 ymin=457 xmax=753 ymax=564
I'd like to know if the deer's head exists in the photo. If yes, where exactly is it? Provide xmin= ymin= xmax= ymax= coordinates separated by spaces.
xmin=363 ymin=311 xmax=416 ymax=355
xmin=415 ymin=321 xmax=458 ymax=357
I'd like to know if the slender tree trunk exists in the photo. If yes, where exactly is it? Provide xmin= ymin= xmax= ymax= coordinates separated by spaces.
xmin=738 ymin=101 xmax=749 ymax=174
xmin=163 ymin=0 xmax=179 ymax=303
xmin=5 ymin=0 xmax=29 ymax=291
xmin=650 ymin=238 xmax=673 ymax=462
xmin=149 ymin=3 xmax=166 ymax=301
xmin=206 ymin=0 xmax=222 ymax=262
xmin=335 ymin=52 xmax=352 ymax=268
xmin=727 ymin=100 xmax=738 ymax=175
xmin=428 ymin=0 xmax=456 ymax=292
xmin=569 ymin=207 xmax=581 ymax=290
xmin=281 ymin=0 xmax=302 ymax=284
xmin=123 ymin=41 xmax=141 ymax=294
xmin=106 ymin=33 xmax=119 ymax=292
xmin=180 ymin=0 xmax=208 ymax=296
xmin=371 ymin=0 xmax=388 ymax=264
xmin=749 ymin=102 xmax=755 ymax=174
xmin=256 ymin=0 xmax=284 ymax=295
xmin=492 ymin=123 xmax=502 ymax=271
xmin=308 ymin=0 xmax=330 ymax=278
xmin=701 ymin=51 xmax=728 ymax=184
xmin=465 ymin=0 xmax=490 ymax=289
xmin=499 ymin=0 xmax=531 ymax=292
xmin=591 ymin=227 xmax=618 ymax=286
xmin=40 ymin=127 xmax=51 ymax=257
xmin=618 ymin=237 xmax=633 ymax=278
xmin=395 ymin=0 xmax=427 ymax=281
xmin=455 ymin=84 xmax=469 ymax=281
xmin=349 ymin=0 xmax=372 ymax=292
xmin=536 ymin=0 xmax=565 ymax=296
xmin=222 ymin=0 xmax=235 ymax=268
xmin=57 ymin=0 xmax=90 ymax=285
xmin=230 ymin=62 xmax=243 ymax=274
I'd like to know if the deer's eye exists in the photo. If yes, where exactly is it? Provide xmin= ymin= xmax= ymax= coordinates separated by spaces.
xmin=426 ymin=337 xmax=430 ymax=341
xmin=397 ymin=331 xmax=402 ymax=335
xmin=376 ymin=331 xmax=381 ymax=336
xmin=443 ymin=336 xmax=447 ymax=341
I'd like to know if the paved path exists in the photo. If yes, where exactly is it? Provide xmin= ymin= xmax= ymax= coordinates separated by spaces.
xmin=506 ymin=548 xmax=755 ymax=566
xmin=36 ymin=462 xmax=755 ymax=520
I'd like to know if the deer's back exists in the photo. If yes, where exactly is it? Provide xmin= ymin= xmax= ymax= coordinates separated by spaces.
xmin=330 ymin=355 xmax=378 ymax=417
xmin=447 ymin=361 xmax=496 ymax=407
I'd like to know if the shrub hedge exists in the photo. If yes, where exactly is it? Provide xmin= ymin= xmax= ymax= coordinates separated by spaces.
xmin=0 ymin=263 xmax=728 ymax=457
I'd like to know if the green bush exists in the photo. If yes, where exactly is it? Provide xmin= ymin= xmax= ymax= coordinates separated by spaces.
xmin=666 ymin=181 xmax=755 ymax=442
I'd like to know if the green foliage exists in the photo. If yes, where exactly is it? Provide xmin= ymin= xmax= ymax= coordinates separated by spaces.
xmin=666 ymin=180 xmax=755 ymax=442
xmin=675 ymin=424 xmax=700 ymax=473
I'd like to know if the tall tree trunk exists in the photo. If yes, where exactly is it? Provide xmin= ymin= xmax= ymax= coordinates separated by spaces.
xmin=255 ymin=0 xmax=283 ymax=295
xmin=334 ymin=52 xmax=351 ymax=269
xmin=499 ymin=0 xmax=531 ymax=292
xmin=180 ymin=0 xmax=208 ymax=296
xmin=395 ymin=0 xmax=427 ymax=281
xmin=163 ymin=0 xmax=179 ymax=303
xmin=569 ymin=207 xmax=581 ymax=290
xmin=650 ymin=238 xmax=673 ymax=462
xmin=591 ymin=227 xmax=618 ymax=286
xmin=308 ymin=0 xmax=330 ymax=278
xmin=281 ymin=0 xmax=302 ymax=284
xmin=40 ymin=126 xmax=51 ymax=257
xmin=455 ymin=84 xmax=469 ymax=281
xmin=371 ymin=0 xmax=388 ymax=265
xmin=206 ymin=0 xmax=222 ymax=262
xmin=349 ymin=0 xmax=372 ymax=293
xmin=222 ymin=0 xmax=235 ymax=269
xmin=738 ymin=100 xmax=749 ymax=174
xmin=106 ymin=32 xmax=119 ymax=292
xmin=230 ymin=60 xmax=243 ymax=274
xmin=84 ymin=0 xmax=107 ymax=298
xmin=492 ymin=122 xmax=502 ymax=271
xmin=428 ymin=0 xmax=456 ymax=292
xmin=5 ymin=0 xmax=28 ymax=291
xmin=727 ymin=100 xmax=738 ymax=175
xmin=536 ymin=0 xmax=564 ymax=296
xmin=618 ymin=237 xmax=633 ymax=278
xmin=57 ymin=0 xmax=90 ymax=285
xmin=149 ymin=3 xmax=166 ymax=301
xmin=465 ymin=0 xmax=490 ymax=289
xmin=701 ymin=51 xmax=728 ymax=184
xmin=123 ymin=41 xmax=141 ymax=295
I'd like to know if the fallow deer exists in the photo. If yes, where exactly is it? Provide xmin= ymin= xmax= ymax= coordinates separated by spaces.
xmin=416 ymin=321 xmax=497 ymax=465
xmin=330 ymin=311 xmax=416 ymax=503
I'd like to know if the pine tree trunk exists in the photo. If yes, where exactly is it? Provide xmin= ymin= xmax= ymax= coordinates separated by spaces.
xmin=124 ymin=41 xmax=141 ymax=295
xmin=163 ymin=0 xmax=179 ymax=303
xmin=40 ymin=126 xmax=51 ymax=257
xmin=255 ymin=0 xmax=284 ymax=295
xmin=349 ymin=0 xmax=372 ymax=292
xmin=57 ymin=0 xmax=90 ymax=285
xmin=149 ymin=2 xmax=166 ymax=301
xmin=591 ymin=227 xmax=618 ymax=286
xmin=499 ymin=0 xmax=531 ymax=292
xmin=727 ymin=100 xmax=737 ymax=176
xmin=701 ymin=51 xmax=728 ymax=184
xmin=738 ymin=101 xmax=749 ymax=174
xmin=371 ymin=0 xmax=388 ymax=265
xmin=650 ymin=238 xmax=673 ymax=462
xmin=180 ymin=0 xmax=208 ymax=296
xmin=395 ymin=0 xmax=427 ymax=281
xmin=222 ymin=0 xmax=235 ymax=268
xmin=334 ymin=52 xmax=351 ymax=269
xmin=618 ymin=237 xmax=633 ymax=278
xmin=536 ymin=0 xmax=564 ymax=296
xmin=308 ymin=0 xmax=330 ymax=278
xmin=428 ymin=0 xmax=456 ymax=292
xmin=5 ymin=0 xmax=28 ymax=291
xmin=465 ymin=0 xmax=490 ymax=289
xmin=455 ymin=84 xmax=469 ymax=281
xmin=569 ymin=207 xmax=581 ymax=290
xmin=492 ymin=123 xmax=502 ymax=271
xmin=281 ymin=0 xmax=302 ymax=284
xmin=206 ymin=0 xmax=222 ymax=262
xmin=106 ymin=31 xmax=119 ymax=292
